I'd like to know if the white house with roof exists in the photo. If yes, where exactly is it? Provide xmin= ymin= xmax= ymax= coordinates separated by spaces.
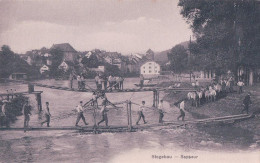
xmin=43 ymin=53 xmax=52 ymax=57
xmin=140 ymin=61 xmax=160 ymax=77
xmin=40 ymin=65 xmax=50 ymax=74
xmin=58 ymin=61 xmax=70 ymax=72
xmin=85 ymin=51 xmax=92 ymax=58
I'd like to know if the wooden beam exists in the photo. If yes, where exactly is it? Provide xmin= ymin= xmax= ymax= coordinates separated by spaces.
xmin=129 ymin=101 xmax=132 ymax=131
xmin=0 ymin=114 xmax=253 ymax=132
xmin=0 ymin=91 xmax=43 ymax=97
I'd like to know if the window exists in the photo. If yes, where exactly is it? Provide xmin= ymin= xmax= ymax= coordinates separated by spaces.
xmin=143 ymin=67 xmax=145 ymax=69
xmin=143 ymin=71 xmax=145 ymax=73
xmin=155 ymin=70 xmax=157 ymax=73
xmin=149 ymin=63 xmax=152 ymax=65
xmin=149 ymin=70 xmax=152 ymax=73
xmin=149 ymin=66 xmax=151 ymax=69
xmin=155 ymin=66 xmax=157 ymax=68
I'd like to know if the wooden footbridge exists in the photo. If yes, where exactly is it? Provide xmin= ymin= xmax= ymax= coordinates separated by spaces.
xmin=0 ymin=114 xmax=254 ymax=133
xmin=1 ymin=79 xmax=196 ymax=109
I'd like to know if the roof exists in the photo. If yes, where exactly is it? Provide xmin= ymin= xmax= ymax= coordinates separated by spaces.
xmin=140 ymin=60 xmax=161 ymax=66
xmin=51 ymin=43 xmax=77 ymax=52
xmin=146 ymin=49 xmax=154 ymax=54
xmin=41 ymin=64 xmax=49 ymax=68
xmin=43 ymin=53 xmax=52 ymax=57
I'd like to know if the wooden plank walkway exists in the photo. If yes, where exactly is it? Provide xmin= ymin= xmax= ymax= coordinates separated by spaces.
xmin=31 ymin=83 xmax=196 ymax=93
xmin=3 ymin=79 xmax=196 ymax=93
xmin=0 ymin=114 xmax=253 ymax=132
xmin=0 ymin=91 xmax=43 ymax=97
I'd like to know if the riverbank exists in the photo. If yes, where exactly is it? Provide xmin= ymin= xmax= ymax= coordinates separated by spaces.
xmin=162 ymin=81 xmax=260 ymax=148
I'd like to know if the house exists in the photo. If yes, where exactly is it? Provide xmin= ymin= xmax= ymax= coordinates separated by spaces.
xmin=40 ymin=65 xmax=50 ymax=74
xmin=104 ymin=56 xmax=113 ymax=64
xmin=85 ymin=51 xmax=92 ymax=58
xmin=42 ymin=53 xmax=52 ymax=66
xmin=125 ymin=54 xmax=144 ymax=73
xmin=43 ymin=53 xmax=52 ymax=57
xmin=140 ymin=61 xmax=160 ymax=77
xmin=34 ymin=55 xmax=44 ymax=67
xmin=112 ymin=58 xmax=127 ymax=72
xmin=58 ymin=61 xmax=74 ymax=72
xmin=89 ymin=66 xmax=105 ymax=73
xmin=51 ymin=43 xmax=77 ymax=62
xmin=46 ymin=58 xmax=52 ymax=66
xmin=127 ymin=62 xmax=138 ymax=73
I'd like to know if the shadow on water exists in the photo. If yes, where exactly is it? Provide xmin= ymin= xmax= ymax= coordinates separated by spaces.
xmin=188 ymin=110 xmax=255 ymax=150
xmin=195 ymin=123 xmax=255 ymax=150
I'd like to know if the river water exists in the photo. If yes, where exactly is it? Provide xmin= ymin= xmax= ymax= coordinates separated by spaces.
xmin=0 ymin=78 xmax=259 ymax=163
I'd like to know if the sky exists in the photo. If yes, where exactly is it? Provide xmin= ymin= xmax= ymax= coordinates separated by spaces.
xmin=0 ymin=0 xmax=192 ymax=55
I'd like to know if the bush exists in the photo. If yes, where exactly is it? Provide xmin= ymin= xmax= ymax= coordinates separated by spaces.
xmin=0 ymin=95 xmax=29 ymax=127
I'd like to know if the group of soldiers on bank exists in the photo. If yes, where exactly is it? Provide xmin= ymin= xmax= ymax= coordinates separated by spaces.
xmin=187 ymin=77 xmax=250 ymax=108
xmin=69 ymin=73 xmax=125 ymax=91
xmin=95 ymin=74 xmax=124 ymax=91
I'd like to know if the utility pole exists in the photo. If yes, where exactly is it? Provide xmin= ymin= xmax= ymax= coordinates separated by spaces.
xmin=189 ymin=35 xmax=192 ymax=82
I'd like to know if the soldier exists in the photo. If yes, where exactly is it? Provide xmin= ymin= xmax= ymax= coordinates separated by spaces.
xmin=119 ymin=76 xmax=124 ymax=90
xmin=139 ymin=74 xmax=144 ymax=89
xmin=237 ymin=80 xmax=244 ymax=94
xmin=177 ymin=100 xmax=185 ymax=121
xmin=136 ymin=101 xmax=147 ymax=125
xmin=41 ymin=102 xmax=51 ymax=127
xmin=98 ymin=100 xmax=109 ymax=126
xmin=75 ymin=101 xmax=88 ymax=126
xmin=241 ymin=93 xmax=252 ymax=114
xmin=158 ymin=100 xmax=165 ymax=123
xmin=69 ymin=73 xmax=74 ymax=89
xmin=1 ymin=100 xmax=9 ymax=127
xmin=23 ymin=100 xmax=32 ymax=132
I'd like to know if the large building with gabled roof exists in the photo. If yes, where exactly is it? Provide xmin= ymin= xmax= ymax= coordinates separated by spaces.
xmin=51 ymin=43 xmax=77 ymax=62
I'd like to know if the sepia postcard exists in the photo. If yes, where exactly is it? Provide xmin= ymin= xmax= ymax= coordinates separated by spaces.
xmin=0 ymin=0 xmax=259 ymax=162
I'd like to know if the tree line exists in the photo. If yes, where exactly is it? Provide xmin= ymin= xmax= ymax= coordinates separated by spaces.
xmin=168 ymin=0 xmax=259 ymax=83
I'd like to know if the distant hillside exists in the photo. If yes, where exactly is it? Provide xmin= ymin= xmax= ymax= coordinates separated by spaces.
xmin=154 ymin=41 xmax=190 ymax=64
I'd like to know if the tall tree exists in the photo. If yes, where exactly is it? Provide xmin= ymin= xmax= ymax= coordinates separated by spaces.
xmin=49 ymin=48 xmax=64 ymax=77
xmin=178 ymin=0 xmax=260 ymax=77
xmin=167 ymin=45 xmax=189 ymax=74
xmin=0 ymin=45 xmax=39 ymax=78
xmin=81 ymin=54 xmax=99 ymax=68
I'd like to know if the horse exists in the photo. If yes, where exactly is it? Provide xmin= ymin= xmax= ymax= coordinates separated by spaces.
xmin=197 ymin=90 xmax=203 ymax=106
xmin=187 ymin=92 xmax=198 ymax=107
xmin=209 ymin=89 xmax=217 ymax=102
xmin=204 ymin=90 xmax=211 ymax=102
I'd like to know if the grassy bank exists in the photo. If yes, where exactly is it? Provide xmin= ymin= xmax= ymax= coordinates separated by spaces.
xmin=162 ymin=81 xmax=260 ymax=141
